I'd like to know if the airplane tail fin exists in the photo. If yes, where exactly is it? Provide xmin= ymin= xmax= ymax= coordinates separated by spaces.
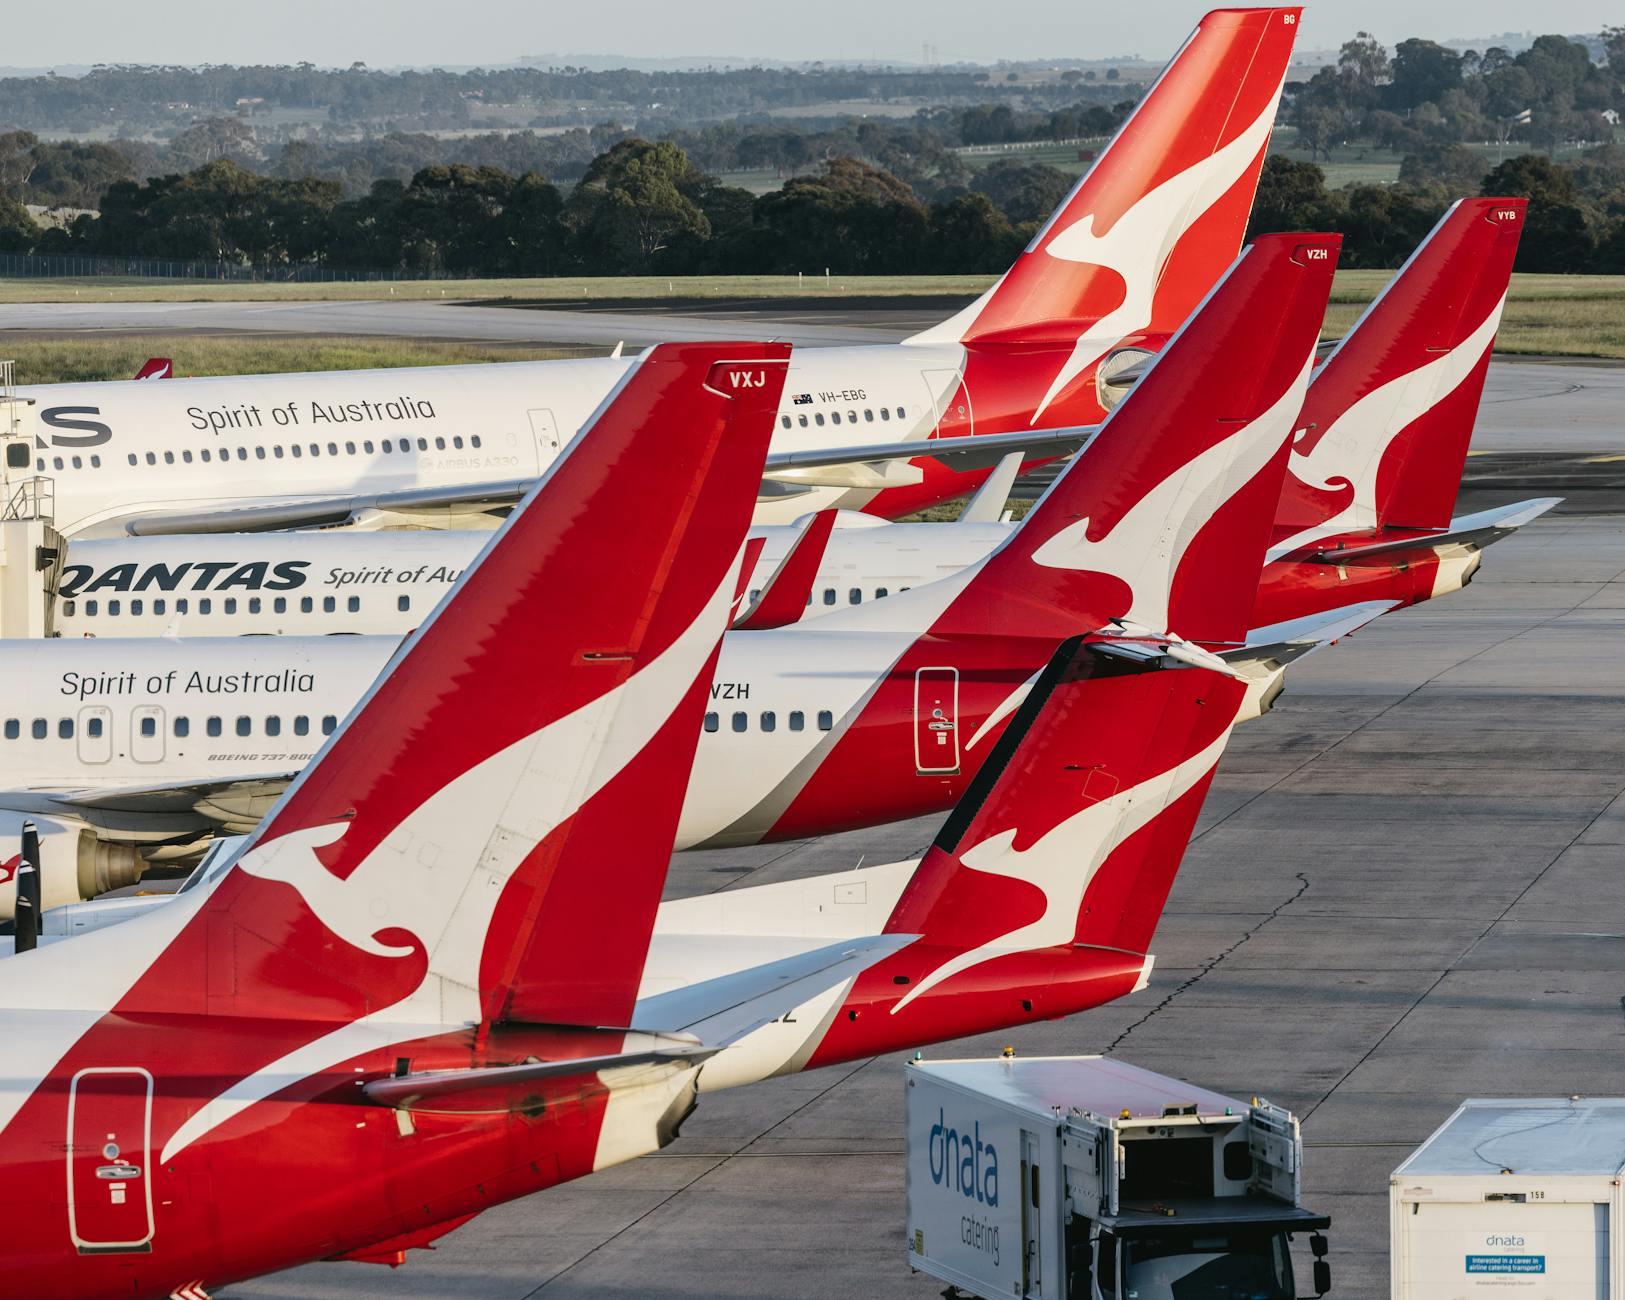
xmin=204 ymin=342 xmax=788 ymax=1030
xmin=1272 ymin=198 xmax=1526 ymax=553
xmin=912 ymin=7 xmax=1299 ymax=413
xmin=935 ymin=232 xmax=1338 ymax=647
xmin=133 ymin=357 xmax=173 ymax=380
xmin=882 ymin=637 xmax=1247 ymax=1006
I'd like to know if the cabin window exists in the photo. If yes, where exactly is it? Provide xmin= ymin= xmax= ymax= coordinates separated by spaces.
xmin=58 ymin=718 xmax=73 ymax=739
xmin=87 ymin=716 xmax=103 ymax=738
xmin=307 ymin=443 xmax=318 ymax=457
xmin=434 ymin=437 xmax=446 ymax=450
xmin=274 ymin=597 xmax=286 ymax=614
xmin=789 ymin=711 xmax=805 ymax=732
xmin=291 ymin=445 xmax=302 ymax=458
xmin=236 ymin=716 xmax=251 ymax=737
xmin=471 ymin=435 xmax=482 ymax=448
xmin=319 ymin=596 xmax=334 ymax=613
xmin=382 ymin=439 xmax=393 ymax=453
xmin=830 ymin=412 xmax=841 ymax=425
xmin=182 ymin=450 xmax=193 ymax=463
xmin=175 ymin=598 xmax=188 ymax=614
xmin=760 ymin=711 xmax=776 ymax=733
xmin=731 ymin=711 xmax=747 ymax=733
xmin=146 ymin=451 xmax=157 ymax=465
xmin=347 ymin=596 xmax=360 ymax=613
xmin=798 ymin=414 xmax=808 ymax=428
xmin=780 ymin=416 xmax=791 ymax=429
xmin=814 ymin=413 xmax=825 ymax=427
xmin=345 ymin=442 xmax=356 ymax=455
xmin=223 ymin=598 xmax=237 ymax=615
xmin=880 ymin=407 xmax=890 ymax=421
xmin=127 ymin=454 xmax=137 ymax=466
xmin=52 ymin=457 xmax=63 ymax=470
xmin=849 ymin=588 xmax=862 ymax=605
xmin=200 ymin=449 xmax=211 ymax=462
xmin=294 ymin=716 xmax=310 ymax=736
xmin=198 ymin=598 xmax=212 ymax=615
xmin=153 ymin=600 xmax=165 ymax=616
xmin=452 ymin=436 xmax=463 ymax=449
xmin=84 ymin=600 xmax=97 ymax=616
xmin=703 ymin=712 xmax=719 ymax=733
xmin=321 ymin=715 xmax=337 ymax=735
xmin=34 ymin=459 xmax=43 ymax=472
xmin=256 ymin=447 xmax=267 ymax=460
xmin=822 ymin=589 xmax=836 ymax=606
xmin=398 ymin=596 xmax=411 ymax=612
xmin=300 ymin=597 xmax=313 ymax=613
xmin=63 ymin=600 xmax=75 ymax=617
xmin=248 ymin=597 xmax=261 ymax=614
xmin=237 ymin=447 xmax=249 ymax=460
xmin=174 ymin=717 xmax=189 ymax=738
xmin=864 ymin=409 xmax=874 ymax=422
xmin=130 ymin=599 xmax=143 ymax=616
xmin=875 ymin=587 xmax=888 ymax=599
xmin=107 ymin=600 xmax=120 ymax=616
xmin=265 ymin=716 xmax=281 ymax=737
xmin=327 ymin=443 xmax=338 ymax=456
xmin=417 ymin=437 xmax=428 ymax=451
xmin=363 ymin=440 xmax=375 ymax=454
xmin=817 ymin=710 xmax=834 ymax=731
xmin=138 ymin=717 xmax=155 ymax=738
xmin=31 ymin=719 xmax=46 ymax=739
xmin=206 ymin=717 xmax=222 ymax=737
xmin=273 ymin=446 xmax=284 ymax=459
xmin=2 ymin=720 xmax=15 ymax=740
xmin=895 ymin=407 xmax=906 ymax=419
xmin=70 ymin=455 xmax=82 ymax=469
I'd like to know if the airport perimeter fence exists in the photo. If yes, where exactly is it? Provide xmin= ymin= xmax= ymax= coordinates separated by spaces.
xmin=0 ymin=253 xmax=466 ymax=283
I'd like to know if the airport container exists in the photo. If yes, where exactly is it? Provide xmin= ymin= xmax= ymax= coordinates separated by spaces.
xmin=1392 ymin=1097 xmax=1625 ymax=1298
xmin=904 ymin=1054 xmax=1331 ymax=1299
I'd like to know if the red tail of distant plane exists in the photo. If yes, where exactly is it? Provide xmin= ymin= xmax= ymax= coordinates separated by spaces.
xmin=133 ymin=357 xmax=172 ymax=380
xmin=1273 ymin=198 xmax=1526 ymax=554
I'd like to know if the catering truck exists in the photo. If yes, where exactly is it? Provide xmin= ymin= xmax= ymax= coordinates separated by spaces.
xmin=904 ymin=1055 xmax=1331 ymax=1300
xmin=1392 ymin=1096 xmax=1625 ymax=1298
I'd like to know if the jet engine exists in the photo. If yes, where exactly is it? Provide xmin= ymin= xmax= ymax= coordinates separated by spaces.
xmin=0 ymin=811 xmax=144 ymax=920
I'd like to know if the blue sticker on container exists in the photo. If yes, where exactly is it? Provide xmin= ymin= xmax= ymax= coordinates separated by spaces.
xmin=1467 ymin=1255 xmax=1545 ymax=1274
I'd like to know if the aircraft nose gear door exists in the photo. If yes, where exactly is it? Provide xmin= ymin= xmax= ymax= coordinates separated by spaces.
xmin=914 ymin=666 xmax=960 ymax=775
xmin=68 ymin=1067 xmax=155 ymax=1254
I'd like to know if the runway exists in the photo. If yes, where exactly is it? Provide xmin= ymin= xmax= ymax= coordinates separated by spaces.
xmin=217 ymin=513 xmax=1625 ymax=1300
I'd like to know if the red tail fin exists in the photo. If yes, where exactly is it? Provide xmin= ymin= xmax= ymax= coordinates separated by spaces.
xmin=936 ymin=232 xmax=1338 ymax=647
xmin=205 ymin=342 xmax=788 ymax=1030
xmin=1273 ymin=198 xmax=1526 ymax=553
xmin=916 ymin=8 xmax=1299 ymax=418
xmin=133 ymin=357 xmax=172 ymax=380
xmin=884 ymin=640 xmax=1246 ymax=1003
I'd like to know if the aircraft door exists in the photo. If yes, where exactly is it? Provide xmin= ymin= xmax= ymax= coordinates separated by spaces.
xmin=76 ymin=706 xmax=112 ymax=764
xmin=921 ymin=368 xmax=972 ymax=439
xmin=913 ymin=666 xmax=960 ymax=775
xmin=527 ymin=408 xmax=561 ymax=462
xmin=67 ymin=1067 xmax=155 ymax=1253
xmin=130 ymin=706 xmax=164 ymax=764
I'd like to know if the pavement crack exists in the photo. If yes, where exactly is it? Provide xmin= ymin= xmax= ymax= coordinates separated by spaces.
xmin=1104 ymin=872 xmax=1310 ymax=1055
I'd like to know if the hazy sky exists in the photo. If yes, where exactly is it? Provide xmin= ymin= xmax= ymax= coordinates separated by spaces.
xmin=5 ymin=0 xmax=1619 ymax=69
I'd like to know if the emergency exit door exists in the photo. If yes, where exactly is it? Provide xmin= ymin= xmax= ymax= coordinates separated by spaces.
xmin=914 ymin=666 xmax=960 ymax=775
xmin=67 ymin=1067 xmax=154 ymax=1253
xmin=528 ymin=408 xmax=561 ymax=457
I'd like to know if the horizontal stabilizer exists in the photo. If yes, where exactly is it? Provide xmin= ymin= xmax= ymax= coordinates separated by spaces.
xmin=1304 ymin=498 xmax=1559 ymax=564
xmin=361 ymin=1039 xmax=717 ymax=1114
xmin=633 ymin=933 xmax=916 ymax=1046
xmin=732 ymin=509 xmax=837 ymax=631
xmin=1228 ymin=600 xmax=1397 ymax=672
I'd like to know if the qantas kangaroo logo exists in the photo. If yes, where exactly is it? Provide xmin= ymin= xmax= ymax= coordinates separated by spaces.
xmin=1029 ymin=353 xmax=1310 ymax=634
xmin=1270 ymin=296 xmax=1505 ymax=559
xmin=892 ymin=723 xmax=1234 ymax=1011
xmin=1028 ymin=69 xmax=1287 ymax=422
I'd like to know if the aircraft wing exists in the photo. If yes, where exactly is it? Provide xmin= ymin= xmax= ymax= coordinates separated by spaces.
xmin=632 ymin=933 xmax=917 ymax=1046
xmin=45 ymin=773 xmax=294 ymax=832
xmin=1302 ymin=498 xmax=1561 ymax=565
xmin=119 ymin=425 xmax=1098 ymax=537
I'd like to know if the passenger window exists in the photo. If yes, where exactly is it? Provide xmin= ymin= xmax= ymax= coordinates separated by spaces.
xmin=291 ymin=445 xmax=302 ymax=458
xmin=265 ymin=716 xmax=281 ymax=736
xmin=880 ymin=407 xmax=890 ymax=421
xmin=206 ymin=717 xmax=222 ymax=737
xmin=2 ymin=719 xmax=14 ymax=739
xmin=323 ymin=596 xmax=336 ymax=613
xmin=256 ymin=446 xmax=267 ymax=460
xmin=347 ymin=596 xmax=360 ymax=613
xmin=236 ymin=716 xmax=251 ymax=737
xmin=452 ymin=436 xmax=463 ymax=449
xmin=345 ymin=441 xmax=356 ymax=455
xmin=63 ymin=600 xmax=75 ymax=617
xmin=300 ymin=597 xmax=313 ymax=613
xmin=731 ymin=711 xmax=747 ymax=733
xmin=127 ymin=454 xmax=137 ymax=466
xmin=321 ymin=715 xmax=337 ymax=735
xmin=780 ymin=416 xmax=791 ymax=429
xmin=308 ymin=444 xmax=318 ymax=456
xmin=273 ymin=446 xmax=284 ymax=459
xmin=139 ymin=717 xmax=155 ymax=738
xmin=382 ymin=439 xmax=393 ymax=453
xmin=248 ymin=597 xmax=261 ymax=614
xmin=153 ymin=599 xmax=166 ymax=615
xmin=798 ymin=414 xmax=808 ymax=428
xmin=58 ymin=718 xmax=73 ymax=739
xmin=814 ymin=413 xmax=825 ymax=426
xmin=163 ymin=451 xmax=174 ymax=464
xmin=822 ymin=589 xmax=836 ymax=606
xmin=703 ymin=712 xmax=719 ymax=733
xmin=146 ymin=452 xmax=157 ymax=465
xmin=223 ymin=598 xmax=237 ymax=615
xmin=398 ymin=596 xmax=411 ymax=612
xmin=417 ymin=438 xmax=428 ymax=451
xmin=760 ymin=711 xmax=776 ymax=733
xmin=849 ymin=588 xmax=861 ymax=605
xmin=326 ymin=443 xmax=338 ymax=456
xmin=238 ymin=447 xmax=249 ymax=460
xmin=200 ymin=449 xmax=211 ymax=462
xmin=182 ymin=450 xmax=192 ymax=463
xmin=831 ymin=412 xmax=841 ymax=425
xmin=363 ymin=440 xmax=375 ymax=453
xmin=875 ymin=587 xmax=888 ymax=599
xmin=848 ymin=410 xmax=857 ymax=423
xmin=85 ymin=600 xmax=97 ymax=616
xmin=130 ymin=599 xmax=143 ymax=615
xmin=175 ymin=598 xmax=188 ymax=614
xmin=30 ymin=719 xmax=45 ymax=739
xmin=174 ymin=717 xmax=189 ymax=738
xmin=107 ymin=599 xmax=120 ymax=616
xmin=434 ymin=437 xmax=445 ymax=450
xmin=789 ymin=711 xmax=804 ymax=731
xmin=198 ymin=598 xmax=211 ymax=615
xmin=472 ymin=435 xmax=482 ymax=448
xmin=864 ymin=409 xmax=874 ymax=422
xmin=87 ymin=716 xmax=103 ymax=738
xmin=91 ymin=454 xmax=101 ymax=467
xmin=274 ymin=597 xmax=287 ymax=614
xmin=895 ymin=406 xmax=906 ymax=419
xmin=817 ymin=710 xmax=834 ymax=731
xmin=52 ymin=457 xmax=63 ymax=470
xmin=294 ymin=716 xmax=310 ymax=736
xmin=70 ymin=455 xmax=82 ymax=469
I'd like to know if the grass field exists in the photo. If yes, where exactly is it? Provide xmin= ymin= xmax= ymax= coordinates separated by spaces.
xmin=0 ymin=274 xmax=999 ymax=304
xmin=1 ymin=336 xmax=595 ymax=384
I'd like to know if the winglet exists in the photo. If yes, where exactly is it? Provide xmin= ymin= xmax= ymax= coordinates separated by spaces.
xmin=732 ymin=509 xmax=838 ymax=631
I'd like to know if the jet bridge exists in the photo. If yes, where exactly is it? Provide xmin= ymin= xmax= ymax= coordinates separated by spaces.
xmin=0 ymin=360 xmax=64 ymax=638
